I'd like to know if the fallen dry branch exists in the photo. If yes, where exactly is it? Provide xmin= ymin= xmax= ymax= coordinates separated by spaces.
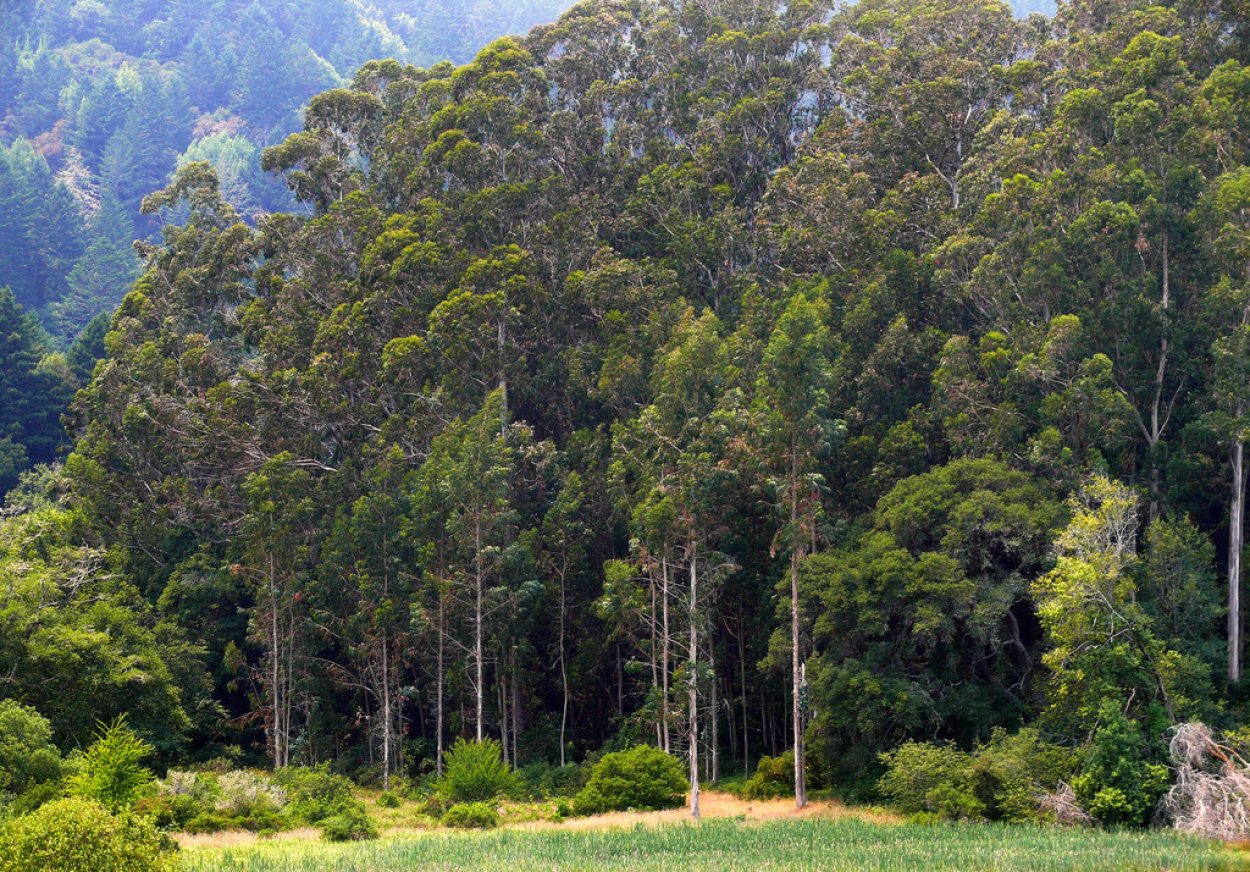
xmin=1161 ymin=722 xmax=1250 ymax=840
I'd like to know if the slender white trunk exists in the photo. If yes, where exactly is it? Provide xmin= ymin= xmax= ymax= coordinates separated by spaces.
xmin=1231 ymin=433 xmax=1245 ymax=684
xmin=437 ymin=592 xmax=445 ymax=776
xmin=662 ymin=556 xmax=671 ymax=754
xmin=689 ymin=542 xmax=700 ymax=819
xmin=475 ymin=518 xmax=484 ymax=742
xmin=790 ymin=445 xmax=807 ymax=808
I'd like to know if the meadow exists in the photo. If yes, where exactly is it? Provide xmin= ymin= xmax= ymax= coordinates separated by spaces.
xmin=181 ymin=815 xmax=1249 ymax=872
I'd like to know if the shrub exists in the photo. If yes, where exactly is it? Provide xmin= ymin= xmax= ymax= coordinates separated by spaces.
xmin=183 ymin=812 xmax=235 ymax=835
xmin=573 ymin=745 xmax=686 ymax=815
xmin=877 ymin=742 xmax=973 ymax=816
xmin=744 ymin=751 xmax=795 ymax=800
xmin=135 ymin=793 xmax=202 ymax=830
xmin=376 ymin=790 xmax=401 ymax=808
xmin=0 ymin=701 xmax=62 ymax=804
xmin=879 ymin=729 xmax=1079 ymax=823
xmin=276 ymin=765 xmax=355 ymax=824
xmin=214 ymin=770 xmax=287 ymax=817
xmin=442 ymin=801 xmax=499 ymax=829
xmin=1072 ymin=703 xmax=1169 ymax=827
xmin=0 ymin=797 xmax=177 ymax=872
xmin=65 ymin=717 xmax=155 ymax=812
xmin=318 ymin=804 xmax=378 ymax=842
xmin=438 ymin=739 xmax=519 ymax=803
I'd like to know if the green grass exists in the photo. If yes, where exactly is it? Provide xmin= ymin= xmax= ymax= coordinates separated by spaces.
xmin=181 ymin=817 xmax=1249 ymax=871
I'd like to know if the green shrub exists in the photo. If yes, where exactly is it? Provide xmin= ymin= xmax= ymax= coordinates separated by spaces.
xmin=743 ymin=751 xmax=794 ymax=800
xmin=1072 ymin=703 xmax=1169 ymax=827
xmin=573 ymin=745 xmax=686 ymax=815
xmin=183 ymin=812 xmax=235 ymax=834
xmin=214 ymin=770 xmax=287 ymax=817
xmin=517 ymin=761 xmax=587 ymax=798
xmin=442 ymin=801 xmax=500 ymax=829
xmin=276 ymin=765 xmax=355 ymax=824
xmin=879 ymin=729 xmax=1078 ymax=823
xmin=65 ymin=717 xmax=155 ymax=812
xmin=135 ymin=793 xmax=202 ymax=830
xmin=0 ymin=797 xmax=177 ymax=872
xmin=376 ymin=790 xmax=401 ymax=808
xmin=0 ymin=701 xmax=62 ymax=806
xmin=877 ymin=742 xmax=973 ymax=816
xmin=438 ymin=739 xmax=520 ymax=803
xmin=318 ymin=804 xmax=378 ymax=842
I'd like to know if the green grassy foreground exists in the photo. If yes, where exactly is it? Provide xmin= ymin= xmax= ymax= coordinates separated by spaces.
xmin=181 ymin=817 xmax=1249 ymax=872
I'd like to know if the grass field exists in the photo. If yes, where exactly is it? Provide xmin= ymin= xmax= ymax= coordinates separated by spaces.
xmin=181 ymin=815 xmax=1250 ymax=871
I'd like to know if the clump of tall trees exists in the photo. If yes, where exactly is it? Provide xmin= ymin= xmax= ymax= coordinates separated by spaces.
xmin=7 ymin=0 xmax=1250 ymax=827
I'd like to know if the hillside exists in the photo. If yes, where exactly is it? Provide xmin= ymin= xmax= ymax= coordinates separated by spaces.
xmin=0 ymin=0 xmax=574 ymax=340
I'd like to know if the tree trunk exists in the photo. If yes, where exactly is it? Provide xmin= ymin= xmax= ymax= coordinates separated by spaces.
xmin=560 ymin=570 xmax=571 ymax=767
xmin=1231 ymin=433 xmax=1245 ymax=684
xmin=662 ymin=556 xmax=671 ymax=754
xmin=689 ymin=542 xmax=700 ymax=819
xmin=739 ymin=624 xmax=749 ymax=777
xmin=382 ymin=630 xmax=392 ymax=790
xmin=790 ymin=445 xmax=807 ymax=808
xmin=437 ymin=592 xmax=445 ymax=777
xmin=475 ymin=518 xmax=485 ymax=742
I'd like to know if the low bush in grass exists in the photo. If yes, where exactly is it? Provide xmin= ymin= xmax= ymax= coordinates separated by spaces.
xmin=442 ymin=801 xmax=500 ymax=829
xmin=275 ymin=765 xmax=376 ymax=841
xmin=0 ymin=797 xmax=177 ymax=872
xmin=376 ymin=790 xmax=401 ymax=808
xmin=878 ymin=728 xmax=1077 ymax=823
xmin=573 ymin=745 xmax=686 ymax=815
xmin=319 ymin=804 xmax=378 ymax=842
xmin=517 ymin=761 xmax=587 ymax=798
xmin=275 ymin=765 xmax=355 ymax=824
xmin=743 ymin=751 xmax=794 ymax=800
xmin=437 ymin=739 xmax=520 ymax=803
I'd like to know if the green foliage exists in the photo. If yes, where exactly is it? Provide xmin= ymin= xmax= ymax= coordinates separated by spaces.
xmin=438 ymin=739 xmax=520 ymax=804
xmin=0 ymin=701 xmax=62 ymax=809
xmin=743 ymin=752 xmax=796 ymax=800
xmin=276 ymin=766 xmax=355 ymax=825
xmin=66 ymin=717 xmax=155 ymax=812
xmin=1071 ymin=703 xmax=1170 ymax=828
xmin=376 ymin=791 xmax=401 ymax=808
xmin=573 ymin=746 xmax=686 ymax=815
xmin=878 ymin=729 xmax=1077 ymax=823
xmin=442 ymin=801 xmax=500 ymax=829
xmin=0 ymin=797 xmax=177 ymax=872
xmin=318 ymin=803 xmax=378 ymax=842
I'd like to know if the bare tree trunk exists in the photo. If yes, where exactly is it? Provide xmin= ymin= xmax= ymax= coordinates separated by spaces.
xmin=650 ymin=568 xmax=661 ymax=747
xmin=739 ymin=625 xmax=749 ymax=777
xmin=790 ymin=446 xmax=807 ymax=808
xmin=437 ymin=591 xmax=445 ymax=777
xmin=500 ymin=672 xmax=510 ymax=766
xmin=382 ymin=631 xmax=392 ymax=790
xmin=1231 ymin=433 xmax=1245 ymax=684
xmin=710 ymin=647 xmax=719 ymax=786
xmin=662 ymin=557 xmax=671 ymax=754
xmin=512 ymin=650 xmax=521 ymax=766
xmin=475 ymin=519 xmax=485 ymax=742
xmin=689 ymin=543 xmax=700 ymax=819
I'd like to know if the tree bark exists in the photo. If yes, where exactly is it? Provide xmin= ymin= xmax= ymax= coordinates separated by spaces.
xmin=1231 ymin=432 xmax=1245 ymax=684
xmin=790 ymin=443 xmax=807 ymax=808
xmin=689 ymin=542 xmax=700 ymax=819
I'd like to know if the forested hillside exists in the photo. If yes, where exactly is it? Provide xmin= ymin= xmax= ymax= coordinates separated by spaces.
xmin=0 ymin=0 xmax=574 ymax=339
xmin=0 ymin=0 xmax=575 ymax=496
xmin=8 ymin=0 xmax=1250 ymax=840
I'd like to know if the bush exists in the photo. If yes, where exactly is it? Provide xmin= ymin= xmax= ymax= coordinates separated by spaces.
xmin=517 ymin=761 xmax=587 ymax=798
xmin=0 ymin=797 xmax=177 ymax=872
xmin=573 ymin=745 xmax=686 ymax=815
xmin=442 ymin=801 xmax=499 ymax=829
xmin=376 ymin=790 xmax=401 ymax=808
xmin=183 ymin=812 xmax=235 ymax=835
xmin=878 ymin=729 xmax=1078 ymax=823
xmin=744 ymin=751 xmax=795 ymax=800
xmin=1072 ymin=703 xmax=1169 ymax=827
xmin=318 ymin=804 xmax=378 ymax=842
xmin=65 ymin=717 xmax=155 ymax=812
xmin=276 ymin=765 xmax=355 ymax=824
xmin=438 ymin=739 xmax=519 ymax=803
xmin=0 ymin=701 xmax=62 ymax=805
xmin=214 ymin=770 xmax=287 ymax=817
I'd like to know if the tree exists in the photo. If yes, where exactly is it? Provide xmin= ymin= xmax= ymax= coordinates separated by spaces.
xmin=753 ymin=291 xmax=836 ymax=808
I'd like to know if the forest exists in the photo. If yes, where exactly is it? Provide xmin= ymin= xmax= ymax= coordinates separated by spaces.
xmin=7 ymin=0 xmax=1250 ymax=867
